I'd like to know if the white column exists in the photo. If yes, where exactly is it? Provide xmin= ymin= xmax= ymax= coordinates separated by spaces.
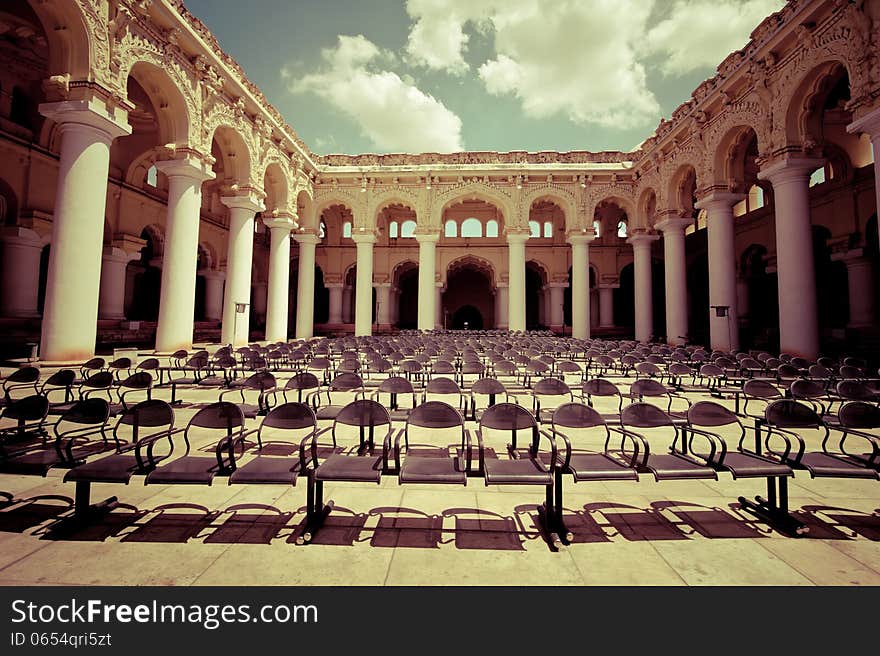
xmin=0 ymin=227 xmax=43 ymax=317
xmin=506 ymin=231 xmax=529 ymax=332
xmin=220 ymin=192 xmax=265 ymax=346
xmin=567 ymin=232 xmax=594 ymax=340
xmin=202 ymin=270 xmax=225 ymax=321
xmin=327 ymin=283 xmax=343 ymax=324
xmin=342 ymin=287 xmax=353 ymax=323
xmin=352 ymin=232 xmax=376 ymax=336
xmin=598 ymin=285 xmax=616 ymax=328
xmin=656 ymin=217 xmax=691 ymax=346
xmin=154 ymin=155 xmax=215 ymax=352
xmin=294 ymin=232 xmax=320 ymax=338
xmin=263 ymin=214 xmax=295 ymax=342
xmin=38 ymin=100 xmax=131 ymax=361
xmin=627 ymin=233 xmax=659 ymax=343
xmin=549 ymin=283 xmax=565 ymax=330
xmin=847 ymin=108 xmax=880 ymax=251
xmin=833 ymin=250 xmax=875 ymax=328
xmin=435 ymin=283 xmax=443 ymax=330
xmin=496 ymin=283 xmax=509 ymax=330
xmin=695 ymin=192 xmax=744 ymax=353
xmin=376 ymin=283 xmax=391 ymax=326
xmin=416 ymin=233 xmax=438 ymax=330
xmin=758 ymin=158 xmax=824 ymax=359
xmin=98 ymin=246 xmax=135 ymax=320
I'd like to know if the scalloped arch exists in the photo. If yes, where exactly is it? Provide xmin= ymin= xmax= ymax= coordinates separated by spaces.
xmin=431 ymin=182 xmax=514 ymax=227
xmin=522 ymin=185 xmax=578 ymax=231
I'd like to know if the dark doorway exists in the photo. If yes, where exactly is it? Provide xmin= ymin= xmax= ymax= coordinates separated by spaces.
xmin=396 ymin=265 xmax=418 ymax=329
xmin=452 ymin=305 xmax=483 ymax=330
xmin=445 ymin=261 xmax=494 ymax=329
xmin=525 ymin=262 xmax=545 ymax=329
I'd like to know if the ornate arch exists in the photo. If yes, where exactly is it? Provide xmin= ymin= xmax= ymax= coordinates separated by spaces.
xmin=431 ymin=181 xmax=514 ymax=228
xmin=636 ymin=187 xmax=658 ymax=229
xmin=704 ymin=95 xmax=770 ymax=183
xmin=313 ymin=188 xmax=364 ymax=225
xmin=782 ymin=59 xmax=851 ymax=151
xmin=586 ymin=183 xmax=636 ymax=230
xmin=205 ymin=118 xmax=255 ymax=188
xmin=521 ymin=185 xmax=578 ymax=231
xmin=261 ymin=156 xmax=292 ymax=213
xmin=390 ymin=258 xmax=419 ymax=285
xmin=445 ymin=254 xmax=497 ymax=288
xmin=27 ymin=0 xmax=93 ymax=84
xmin=369 ymin=187 xmax=422 ymax=228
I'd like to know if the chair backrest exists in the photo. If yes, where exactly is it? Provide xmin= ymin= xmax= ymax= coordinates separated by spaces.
xmin=119 ymin=372 xmax=153 ymax=390
xmin=377 ymin=376 xmax=415 ymax=394
xmin=83 ymin=371 xmax=115 ymax=389
xmin=620 ymin=402 xmax=672 ymax=429
xmin=189 ymin=401 xmax=245 ymax=431
xmin=629 ymin=379 xmax=669 ymax=398
xmin=432 ymin=360 xmax=456 ymax=375
xmin=56 ymin=398 xmax=110 ymax=435
xmin=2 ymin=394 xmax=49 ymax=422
xmin=334 ymin=399 xmax=392 ymax=429
xmin=328 ymin=373 xmax=364 ymax=391
xmin=479 ymin=402 xmax=536 ymax=431
xmin=407 ymin=401 xmax=465 ymax=430
xmin=109 ymin=357 xmax=132 ymax=369
xmin=5 ymin=366 xmax=40 ymax=385
xmin=551 ymin=402 xmax=605 ymax=430
xmin=838 ymin=401 xmax=880 ymax=430
xmin=835 ymin=379 xmax=875 ymax=401
xmin=533 ymin=377 xmax=570 ymax=396
xmin=242 ymin=371 xmax=276 ymax=391
xmin=117 ymin=399 xmax=174 ymax=430
xmin=789 ymin=379 xmax=825 ymax=400
xmin=261 ymin=401 xmax=317 ymax=431
xmin=425 ymin=377 xmax=461 ymax=395
xmin=43 ymin=369 xmax=76 ymax=387
xmin=687 ymin=401 xmax=738 ymax=427
xmin=138 ymin=358 xmax=160 ymax=371
xmin=743 ymin=379 xmax=782 ymax=399
xmin=764 ymin=399 xmax=820 ymax=428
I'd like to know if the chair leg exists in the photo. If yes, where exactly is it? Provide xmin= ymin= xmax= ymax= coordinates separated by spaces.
xmin=49 ymin=481 xmax=119 ymax=534
xmin=738 ymin=476 xmax=808 ymax=536
xmin=297 ymin=476 xmax=333 ymax=545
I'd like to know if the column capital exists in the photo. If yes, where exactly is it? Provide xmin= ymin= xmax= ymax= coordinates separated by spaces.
xmin=39 ymin=98 xmax=131 ymax=141
xmin=627 ymin=232 xmax=659 ymax=248
xmin=545 ymin=282 xmax=568 ymax=289
xmin=847 ymin=105 xmax=880 ymax=138
xmin=757 ymin=157 xmax=825 ymax=185
xmin=694 ymin=191 xmax=745 ymax=210
xmin=414 ymin=232 xmax=440 ymax=244
xmin=263 ymin=214 xmax=297 ymax=231
xmin=831 ymin=247 xmax=871 ymax=265
xmin=495 ymin=282 xmax=508 ymax=289
xmin=221 ymin=192 xmax=265 ymax=213
xmin=200 ymin=269 xmax=226 ymax=280
xmin=505 ymin=229 xmax=530 ymax=244
xmin=598 ymin=283 xmax=620 ymax=290
xmin=374 ymin=282 xmax=392 ymax=289
xmin=101 ymin=245 xmax=138 ymax=264
xmin=325 ymin=282 xmax=344 ymax=289
xmin=0 ymin=226 xmax=42 ymax=247
xmin=566 ymin=229 xmax=596 ymax=245
xmin=654 ymin=217 xmax=692 ymax=233
xmin=351 ymin=231 xmax=377 ymax=244
xmin=293 ymin=231 xmax=321 ymax=245
xmin=154 ymin=152 xmax=215 ymax=183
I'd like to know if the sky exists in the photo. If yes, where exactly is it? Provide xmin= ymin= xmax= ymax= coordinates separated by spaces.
xmin=183 ymin=0 xmax=785 ymax=155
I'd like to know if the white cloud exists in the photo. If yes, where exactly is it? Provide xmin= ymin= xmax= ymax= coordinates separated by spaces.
xmin=644 ymin=0 xmax=786 ymax=75
xmin=285 ymin=35 xmax=464 ymax=153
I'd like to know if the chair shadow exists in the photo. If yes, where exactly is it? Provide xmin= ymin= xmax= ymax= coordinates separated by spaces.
xmin=120 ymin=503 xmax=220 ymax=543
xmin=38 ymin=503 xmax=148 ymax=542
xmin=447 ymin=507 xmax=527 ymax=551
xmin=204 ymin=503 xmax=295 ymax=545
xmin=0 ymin=495 xmax=72 ymax=533
xmin=578 ymin=502 xmax=690 ymax=541
xmin=797 ymin=505 xmax=880 ymax=541
xmin=287 ymin=505 xmax=368 ymax=546
xmin=651 ymin=500 xmax=768 ymax=539
xmin=369 ymin=506 xmax=444 ymax=549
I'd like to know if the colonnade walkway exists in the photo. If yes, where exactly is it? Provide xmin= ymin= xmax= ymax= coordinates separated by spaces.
xmin=0 ymin=332 xmax=878 ymax=585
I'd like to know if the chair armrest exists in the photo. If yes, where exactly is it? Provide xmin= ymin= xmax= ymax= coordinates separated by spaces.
xmin=381 ymin=426 xmax=392 ymax=473
xmin=132 ymin=427 xmax=185 ymax=470
xmin=537 ymin=428 xmax=557 ymax=473
xmin=545 ymin=427 xmax=572 ymax=470
xmin=765 ymin=425 xmax=806 ymax=464
xmin=829 ymin=425 xmax=880 ymax=466
xmin=683 ymin=425 xmax=726 ymax=465
xmin=608 ymin=426 xmax=650 ymax=469
xmin=300 ymin=425 xmax=333 ymax=471
xmin=218 ymin=388 xmax=245 ymax=404
xmin=393 ymin=428 xmax=405 ymax=473
xmin=461 ymin=428 xmax=472 ymax=473
xmin=474 ymin=428 xmax=485 ymax=474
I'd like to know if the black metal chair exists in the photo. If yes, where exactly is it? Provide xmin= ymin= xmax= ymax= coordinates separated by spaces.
xmin=55 ymin=400 xmax=181 ymax=532
xmin=0 ymin=394 xmax=50 ymax=450
xmin=467 ymin=377 xmax=511 ymax=422
xmin=370 ymin=376 xmax=418 ymax=422
xmin=220 ymin=371 xmax=277 ymax=418
xmin=530 ymin=377 xmax=573 ymax=423
xmin=228 ymin=402 xmax=319 ymax=486
xmin=144 ymin=401 xmax=246 ymax=485
xmin=283 ymin=372 xmax=321 ymax=404
xmin=833 ymin=401 xmax=880 ymax=471
xmin=627 ymin=379 xmax=690 ymax=419
xmin=581 ymin=378 xmax=624 ymax=422
xmin=685 ymin=401 xmax=803 ymax=535
xmin=421 ymin=376 xmax=466 ymax=413
xmin=617 ymin=402 xmax=717 ymax=481
xmin=762 ymin=399 xmax=878 ymax=480
xmin=0 ymin=398 xmax=112 ymax=476
xmin=2 ymin=366 xmax=40 ymax=404
xmin=39 ymin=369 xmax=76 ymax=409
xmin=308 ymin=373 xmax=365 ymax=420
xmin=396 ymin=401 xmax=469 ymax=485
xmin=300 ymin=399 xmax=392 ymax=544
xmin=476 ymin=402 xmax=564 ymax=548
xmin=111 ymin=371 xmax=154 ymax=415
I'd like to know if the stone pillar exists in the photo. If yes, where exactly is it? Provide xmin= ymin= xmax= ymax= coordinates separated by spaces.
xmin=98 ymin=246 xmax=135 ymax=320
xmin=327 ymin=283 xmax=344 ymax=324
xmin=38 ymin=99 xmax=131 ymax=361
xmin=220 ymin=192 xmax=265 ymax=346
xmin=548 ymin=283 xmax=565 ymax=331
xmin=376 ymin=283 xmax=391 ymax=327
xmin=0 ymin=227 xmax=43 ymax=317
xmin=264 ymin=214 xmax=296 ymax=342
xmin=352 ymin=232 xmax=376 ymax=336
xmin=627 ymin=233 xmax=659 ymax=343
xmin=416 ymin=233 xmax=439 ymax=330
xmin=695 ymin=192 xmax=744 ymax=353
xmin=833 ymin=249 xmax=876 ymax=328
xmin=342 ymin=286 xmax=353 ymax=323
xmin=294 ymin=232 xmax=320 ymax=339
xmin=202 ymin=270 xmax=225 ymax=321
xmin=496 ymin=283 xmax=509 ymax=330
xmin=598 ymin=285 xmax=616 ymax=328
xmin=758 ymin=158 xmax=824 ymax=358
xmin=847 ymin=108 xmax=880 ymax=251
xmin=506 ymin=231 xmax=529 ymax=332
xmin=656 ymin=217 xmax=691 ymax=346
xmin=567 ymin=232 xmax=594 ymax=340
xmin=152 ymin=156 xmax=215 ymax=351
xmin=435 ymin=283 xmax=443 ymax=329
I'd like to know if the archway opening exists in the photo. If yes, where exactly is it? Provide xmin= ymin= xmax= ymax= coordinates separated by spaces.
xmin=445 ymin=259 xmax=494 ymax=330
xmin=393 ymin=262 xmax=418 ymax=329
xmin=525 ymin=261 xmax=547 ymax=330
xmin=125 ymin=227 xmax=162 ymax=321
xmin=452 ymin=305 xmax=483 ymax=330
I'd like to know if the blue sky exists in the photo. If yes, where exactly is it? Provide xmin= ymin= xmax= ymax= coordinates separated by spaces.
xmin=184 ymin=0 xmax=784 ymax=155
